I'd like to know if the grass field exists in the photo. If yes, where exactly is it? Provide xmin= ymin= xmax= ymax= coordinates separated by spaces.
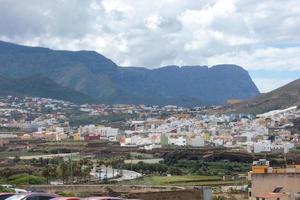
xmin=121 ymin=175 xmax=247 ymax=186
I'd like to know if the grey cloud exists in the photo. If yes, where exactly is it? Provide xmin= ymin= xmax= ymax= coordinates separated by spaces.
xmin=0 ymin=0 xmax=299 ymax=71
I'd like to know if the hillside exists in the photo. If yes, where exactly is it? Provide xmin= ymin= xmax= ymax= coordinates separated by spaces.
xmin=230 ymin=79 xmax=300 ymax=114
xmin=0 ymin=41 xmax=260 ymax=106
xmin=0 ymin=75 xmax=95 ymax=104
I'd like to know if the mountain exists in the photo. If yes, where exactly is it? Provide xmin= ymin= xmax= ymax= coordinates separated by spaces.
xmin=0 ymin=41 xmax=260 ymax=106
xmin=0 ymin=75 xmax=95 ymax=103
xmin=229 ymin=79 xmax=300 ymax=114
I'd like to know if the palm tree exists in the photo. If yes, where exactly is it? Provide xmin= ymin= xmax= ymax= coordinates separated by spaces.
xmin=116 ymin=157 xmax=125 ymax=177
xmin=73 ymin=161 xmax=82 ymax=183
xmin=103 ymin=159 xmax=110 ymax=184
xmin=79 ymin=158 xmax=93 ymax=182
xmin=86 ymin=161 xmax=93 ymax=183
xmin=97 ymin=159 xmax=104 ymax=183
xmin=111 ymin=158 xmax=117 ymax=178
xmin=58 ymin=162 xmax=69 ymax=184
xmin=42 ymin=166 xmax=50 ymax=184
xmin=42 ymin=165 xmax=57 ymax=184
xmin=13 ymin=156 xmax=20 ymax=164
xmin=39 ymin=157 xmax=44 ymax=166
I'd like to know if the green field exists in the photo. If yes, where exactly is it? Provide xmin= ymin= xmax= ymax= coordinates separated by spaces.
xmin=121 ymin=175 xmax=246 ymax=186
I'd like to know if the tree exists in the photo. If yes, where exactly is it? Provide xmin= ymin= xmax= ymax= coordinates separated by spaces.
xmin=97 ymin=159 xmax=104 ymax=183
xmin=58 ymin=162 xmax=69 ymax=184
xmin=42 ymin=166 xmax=50 ymax=184
xmin=42 ymin=165 xmax=58 ymax=184
xmin=79 ymin=158 xmax=93 ymax=182
xmin=13 ymin=156 xmax=21 ymax=164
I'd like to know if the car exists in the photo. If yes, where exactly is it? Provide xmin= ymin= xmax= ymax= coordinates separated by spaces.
xmin=0 ymin=193 xmax=15 ymax=200
xmin=14 ymin=189 xmax=27 ymax=194
xmin=84 ymin=197 xmax=125 ymax=200
xmin=5 ymin=193 xmax=59 ymax=200
xmin=51 ymin=198 xmax=81 ymax=200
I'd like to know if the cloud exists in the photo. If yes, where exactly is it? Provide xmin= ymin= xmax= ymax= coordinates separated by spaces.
xmin=0 ymin=0 xmax=299 ymax=75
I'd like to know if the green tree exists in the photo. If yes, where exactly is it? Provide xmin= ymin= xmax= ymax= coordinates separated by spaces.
xmin=13 ymin=156 xmax=21 ymax=164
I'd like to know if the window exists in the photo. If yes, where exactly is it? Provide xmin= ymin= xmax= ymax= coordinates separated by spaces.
xmin=25 ymin=196 xmax=39 ymax=200
xmin=26 ymin=195 xmax=54 ymax=200
xmin=0 ymin=195 xmax=14 ymax=200
xmin=273 ymin=187 xmax=283 ymax=193
xmin=6 ymin=194 xmax=26 ymax=200
xmin=39 ymin=196 xmax=55 ymax=200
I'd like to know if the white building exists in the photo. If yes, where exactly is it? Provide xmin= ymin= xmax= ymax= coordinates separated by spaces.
xmin=188 ymin=135 xmax=205 ymax=147
xmin=169 ymin=136 xmax=187 ymax=146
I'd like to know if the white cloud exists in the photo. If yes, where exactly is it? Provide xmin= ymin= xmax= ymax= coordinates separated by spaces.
xmin=0 ymin=0 xmax=299 ymax=74
xmin=207 ymin=47 xmax=300 ymax=71
xmin=145 ymin=14 xmax=163 ymax=31
xmin=101 ymin=0 xmax=133 ymax=13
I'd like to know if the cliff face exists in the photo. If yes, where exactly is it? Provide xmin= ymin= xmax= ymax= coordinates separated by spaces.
xmin=0 ymin=41 xmax=259 ymax=106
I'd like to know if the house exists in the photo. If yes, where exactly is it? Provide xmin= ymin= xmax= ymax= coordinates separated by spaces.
xmin=249 ymin=159 xmax=300 ymax=200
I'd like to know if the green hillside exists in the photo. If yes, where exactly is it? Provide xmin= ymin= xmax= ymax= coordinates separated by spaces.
xmin=0 ymin=75 xmax=95 ymax=104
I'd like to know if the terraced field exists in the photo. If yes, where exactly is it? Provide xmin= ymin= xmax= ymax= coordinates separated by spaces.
xmin=121 ymin=175 xmax=247 ymax=186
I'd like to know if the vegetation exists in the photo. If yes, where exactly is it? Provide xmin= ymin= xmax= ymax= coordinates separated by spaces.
xmin=0 ymin=186 xmax=14 ymax=192
xmin=122 ymin=160 xmax=250 ymax=177
xmin=0 ymin=75 xmax=95 ymax=104
xmin=233 ymin=79 xmax=300 ymax=114
xmin=7 ymin=174 xmax=46 ymax=185
xmin=0 ymin=41 xmax=259 ymax=106
xmin=69 ymin=113 xmax=137 ymax=126
xmin=0 ymin=146 xmax=252 ymax=188
xmin=0 ymin=126 xmax=21 ymax=132
xmin=121 ymin=175 xmax=246 ymax=186
xmin=57 ymin=192 xmax=76 ymax=197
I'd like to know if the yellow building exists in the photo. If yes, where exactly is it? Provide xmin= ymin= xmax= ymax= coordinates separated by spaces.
xmin=203 ymin=132 xmax=211 ymax=141
xmin=73 ymin=132 xmax=82 ymax=141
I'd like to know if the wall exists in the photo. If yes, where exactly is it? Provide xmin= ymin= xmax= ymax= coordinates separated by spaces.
xmin=251 ymin=173 xmax=300 ymax=200
xmin=27 ymin=185 xmax=205 ymax=200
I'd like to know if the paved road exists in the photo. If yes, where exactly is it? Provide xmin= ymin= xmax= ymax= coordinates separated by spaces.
xmin=91 ymin=167 xmax=142 ymax=181
xmin=8 ymin=152 xmax=79 ymax=160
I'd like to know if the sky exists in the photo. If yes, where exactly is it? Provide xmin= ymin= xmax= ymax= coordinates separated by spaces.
xmin=0 ymin=0 xmax=299 ymax=93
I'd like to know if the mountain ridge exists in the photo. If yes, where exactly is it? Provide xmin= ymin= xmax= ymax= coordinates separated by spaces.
xmin=228 ymin=79 xmax=300 ymax=114
xmin=0 ymin=75 xmax=96 ymax=103
xmin=0 ymin=40 xmax=260 ymax=106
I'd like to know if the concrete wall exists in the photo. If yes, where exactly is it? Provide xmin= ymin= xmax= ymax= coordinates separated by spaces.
xmin=251 ymin=173 xmax=300 ymax=200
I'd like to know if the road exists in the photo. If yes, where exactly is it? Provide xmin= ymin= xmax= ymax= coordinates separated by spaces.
xmin=8 ymin=152 xmax=79 ymax=160
xmin=90 ymin=167 xmax=142 ymax=181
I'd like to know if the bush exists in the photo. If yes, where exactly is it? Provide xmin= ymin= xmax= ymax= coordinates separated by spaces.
xmin=57 ymin=192 xmax=76 ymax=197
xmin=8 ymin=173 xmax=46 ymax=185
xmin=0 ymin=186 xmax=14 ymax=192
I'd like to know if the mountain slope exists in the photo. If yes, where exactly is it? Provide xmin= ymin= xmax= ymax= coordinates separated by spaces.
xmin=0 ymin=75 xmax=95 ymax=103
xmin=0 ymin=41 xmax=260 ymax=106
xmin=230 ymin=79 xmax=300 ymax=114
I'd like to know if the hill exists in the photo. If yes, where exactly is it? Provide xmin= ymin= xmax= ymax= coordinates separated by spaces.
xmin=0 ymin=41 xmax=260 ymax=106
xmin=229 ymin=79 xmax=300 ymax=114
xmin=0 ymin=75 xmax=95 ymax=104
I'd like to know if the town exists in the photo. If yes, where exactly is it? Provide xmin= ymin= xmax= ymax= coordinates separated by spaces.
xmin=0 ymin=96 xmax=298 ymax=154
xmin=0 ymin=95 xmax=300 ymax=199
